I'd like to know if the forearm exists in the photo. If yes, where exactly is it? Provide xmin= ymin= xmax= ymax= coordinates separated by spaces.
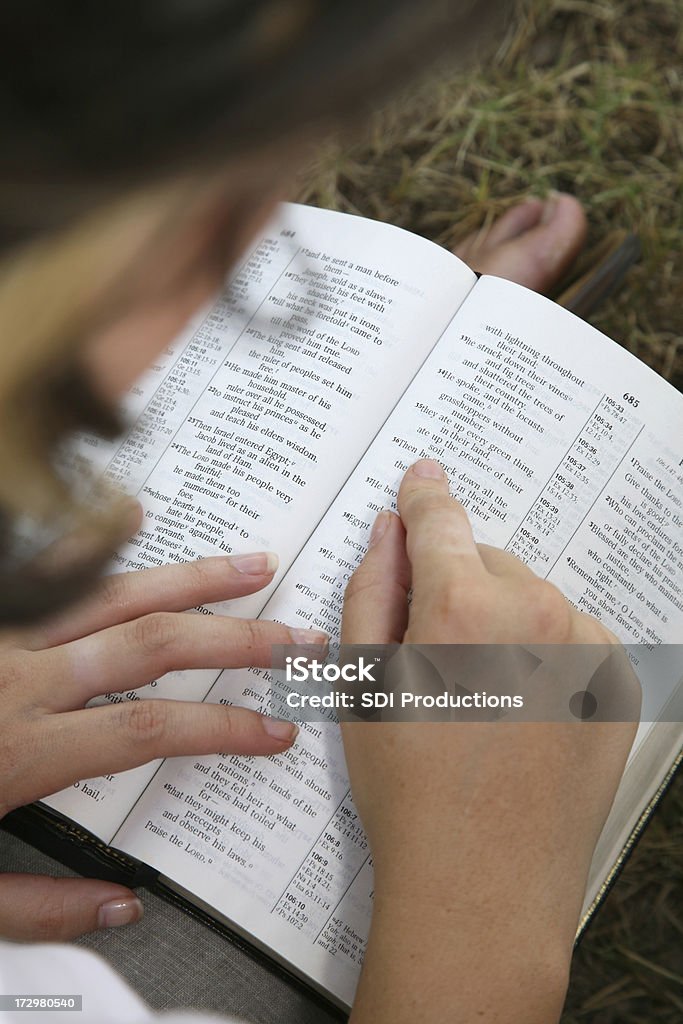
xmin=350 ymin=884 xmax=571 ymax=1024
xmin=341 ymin=464 xmax=637 ymax=1023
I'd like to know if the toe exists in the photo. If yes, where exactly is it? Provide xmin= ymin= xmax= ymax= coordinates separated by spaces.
xmin=454 ymin=197 xmax=545 ymax=261
xmin=479 ymin=198 xmax=546 ymax=249
xmin=454 ymin=193 xmax=587 ymax=295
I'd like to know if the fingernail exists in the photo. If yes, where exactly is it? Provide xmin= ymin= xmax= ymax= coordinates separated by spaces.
xmin=289 ymin=627 xmax=329 ymax=648
xmin=262 ymin=717 xmax=299 ymax=743
xmin=97 ymin=897 xmax=143 ymax=930
xmin=411 ymin=459 xmax=445 ymax=479
xmin=230 ymin=552 xmax=279 ymax=575
xmin=369 ymin=510 xmax=391 ymax=547
xmin=542 ymin=191 xmax=561 ymax=224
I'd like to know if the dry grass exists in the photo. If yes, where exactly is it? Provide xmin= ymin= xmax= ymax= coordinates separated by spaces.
xmin=565 ymin=776 xmax=683 ymax=1023
xmin=298 ymin=0 xmax=683 ymax=384
xmin=299 ymin=1 xmax=683 ymax=1020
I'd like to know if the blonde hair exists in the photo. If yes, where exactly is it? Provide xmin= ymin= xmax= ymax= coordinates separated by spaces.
xmin=0 ymin=183 xmax=195 ymax=618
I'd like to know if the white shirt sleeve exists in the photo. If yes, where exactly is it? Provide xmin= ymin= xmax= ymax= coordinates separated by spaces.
xmin=0 ymin=940 xmax=242 ymax=1024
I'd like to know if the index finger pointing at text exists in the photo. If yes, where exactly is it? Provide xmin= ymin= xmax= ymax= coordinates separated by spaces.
xmin=397 ymin=460 xmax=485 ymax=607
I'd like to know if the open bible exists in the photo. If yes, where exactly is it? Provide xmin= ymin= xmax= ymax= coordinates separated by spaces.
xmin=27 ymin=203 xmax=683 ymax=1009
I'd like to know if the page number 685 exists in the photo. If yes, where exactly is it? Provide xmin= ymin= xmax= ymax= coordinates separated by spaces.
xmin=623 ymin=393 xmax=640 ymax=408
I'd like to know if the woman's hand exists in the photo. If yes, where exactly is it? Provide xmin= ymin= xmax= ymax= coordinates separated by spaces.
xmin=0 ymin=552 xmax=324 ymax=941
xmin=341 ymin=460 xmax=639 ymax=1024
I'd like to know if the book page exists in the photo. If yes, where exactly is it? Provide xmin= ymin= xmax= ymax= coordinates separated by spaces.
xmin=43 ymin=202 xmax=476 ymax=843
xmin=114 ymin=276 xmax=683 ymax=1006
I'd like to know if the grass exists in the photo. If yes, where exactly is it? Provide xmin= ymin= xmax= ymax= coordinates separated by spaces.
xmin=566 ymin=776 xmax=683 ymax=1023
xmin=298 ymin=1 xmax=683 ymax=1020
xmin=298 ymin=0 xmax=683 ymax=384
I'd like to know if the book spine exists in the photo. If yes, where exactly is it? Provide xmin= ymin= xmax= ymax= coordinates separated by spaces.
xmin=576 ymin=743 xmax=683 ymax=942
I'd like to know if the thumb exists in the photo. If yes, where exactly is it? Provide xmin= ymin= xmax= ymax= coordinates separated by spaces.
xmin=342 ymin=511 xmax=410 ymax=645
xmin=0 ymin=874 xmax=143 ymax=941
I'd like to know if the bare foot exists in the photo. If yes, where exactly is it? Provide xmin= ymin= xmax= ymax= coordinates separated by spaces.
xmin=453 ymin=193 xmax=587 ymax=294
